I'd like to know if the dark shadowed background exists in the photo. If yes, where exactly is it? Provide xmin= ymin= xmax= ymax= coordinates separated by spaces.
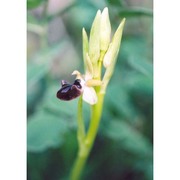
xmin=27 ymin=0 xmax=153 ymax=179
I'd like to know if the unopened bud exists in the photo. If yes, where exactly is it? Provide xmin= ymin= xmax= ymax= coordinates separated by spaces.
xmin=103 ymin=18 xmax=126 ymax=68
xmin=82 ymin=28 xmax=89 ymax=66
xmin=89 ymin=10 xmax=101 ymax=64
xmin=100 ymin=7 xmax=111 ymax=52
xmin=101 ymin=18 xmax=126 ymax=93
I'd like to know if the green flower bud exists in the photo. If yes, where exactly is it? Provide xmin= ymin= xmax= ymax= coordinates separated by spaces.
xmin=82 ymin=28 xmax=89 ymax=63
xmin=82 ymin=28 xmax=91 ymax=75
xmin=100 ymin=7 xmax=111 ymax=52
xmin=103 ymin=18 xmax=125 ymax=68
xmin=89 ymin=10 xmax=101 ymax=64
xmin=103 ymin=43 xmax=113 ymax=68
xmin=101 ymin=18 xmax=126 ymax=93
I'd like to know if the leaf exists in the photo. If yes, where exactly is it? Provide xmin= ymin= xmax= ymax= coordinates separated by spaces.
xmin=116 ymin=36 xmax=153 ymax=96
xmin=105 ymin=84 xmax=137 ymax=120
xmin=106 ymin=0 xmax=124 ymax=6
xmin=120 ymin=37 xmax=150 ymax=61
xmin=102 ymin=119 xmax=152 ymax=157
xmin=27 ymin=112 xmax=68 ymax=152
xmin=128 ymin=57 xmax=153 ymax=77
xmin=39 ymin=84 xmax=90 ymax=127
xmin=27 ymin=84 xmax=91 ymax=152
xmin=27 ymin=78 xmax=46 ymax=115
xmin=27 ymin=0 xmax=46 ymax=9
xmin=27 ymin=43 xmax=65 ymax=86
xmin=125 ymin=73 xmax=153 ymax=97
xmin=27 ymin=43 xmax=66 ymax=111
xmin=38 ymin=84 xmax=79 ymax=116
xmin=118 ymin=7 xmax=153 ymax=17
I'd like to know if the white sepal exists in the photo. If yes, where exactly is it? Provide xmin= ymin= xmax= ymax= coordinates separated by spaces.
xmin=82 ymin=86 xmax=97 ymax=105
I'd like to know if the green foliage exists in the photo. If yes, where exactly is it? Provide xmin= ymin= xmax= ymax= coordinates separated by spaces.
xmin=27 ymin=84 xmax=90 ymax=153
xmin=27 ymin=112 xmax=68 ymax=152
xmin=106 ymin=0 xmax=124 ymax=6
xmin=27 ymin=85 xmax=77 ymax=152
xmin=27 ymin=42 xmax=67 ymax=114
xmin=27 ymin=0 xmax=46 ymax=9
xmin=118 ymin=8 xmax=153 ymax=17
xmin=27 ymin=0 xmax=153 ymax=179
xmin=102 ymin=119 xmax=152 ymax=156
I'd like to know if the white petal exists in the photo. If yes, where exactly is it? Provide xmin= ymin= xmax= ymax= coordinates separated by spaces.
xmin=83 ymin=87 xmax=97 ymax=105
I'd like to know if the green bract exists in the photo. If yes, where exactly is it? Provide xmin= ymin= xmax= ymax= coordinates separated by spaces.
xmin=100 ymin=7 xmax=111 ymax=52
xmin=89 ymin=10 xmax=101 ymax=65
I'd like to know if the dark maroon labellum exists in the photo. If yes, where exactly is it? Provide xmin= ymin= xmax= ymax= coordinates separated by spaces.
xmin=56 ymin=79 xmax=82 ymax=101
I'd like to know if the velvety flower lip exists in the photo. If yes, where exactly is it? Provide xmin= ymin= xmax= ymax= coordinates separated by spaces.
xmin=56 ymin=79 xmax=83 ymax=101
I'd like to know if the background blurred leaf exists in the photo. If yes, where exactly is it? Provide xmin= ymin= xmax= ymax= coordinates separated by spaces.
xmin=105 ymin=84 xmax=137 ymax=121
xmin=27 ymin=43 xmax=66 ymax=85
xmin=27 ymin=84 xmax=90 ymax=153
xmin=27 ymin=112 xmax=68 ymax=152
xmin=102 ymin=119 xmax=152 ymax=156
xmin=125 ymin=73 xmax=153 ymax=97
xmin=82 ymin=118 xmax=153 ymax=180
xmin=128 ymin=57 xmax=153 ymax=77
xmin=118 ymin=7 xmax=153 ymax=17
xmin=27 ymin=0 xmax=46 ymax=9
xmin=39 ymin=84 xmax=79 ymax=118
xmin=106 ymin=0 xmax=124 ymax=6
xmin=27 ymin=42 xmax=66 ymax=114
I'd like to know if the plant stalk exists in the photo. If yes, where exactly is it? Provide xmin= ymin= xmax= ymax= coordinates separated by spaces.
xmin=70 ymin=92 xmax=104 ymax=180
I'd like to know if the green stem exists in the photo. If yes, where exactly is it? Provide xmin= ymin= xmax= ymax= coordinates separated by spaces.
xmin=70 ymin=52 xmax=105 ymax=179
xmin=77 ymin=96 xmax=85 ymax=147
xmin=70 ymin=150 xmax=88 ymax=180
xmin=70 ymin=93 xmax=105 ymax=180
xmin=85 ymin=93 xmax=104 ymax=151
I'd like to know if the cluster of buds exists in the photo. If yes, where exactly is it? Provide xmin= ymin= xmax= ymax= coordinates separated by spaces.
xmin=57 ymin=7 xmax=125 ymax=105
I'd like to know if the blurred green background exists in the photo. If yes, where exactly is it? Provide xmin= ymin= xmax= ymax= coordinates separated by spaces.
xmin=27 ymin=0 xmax=153 ymax=179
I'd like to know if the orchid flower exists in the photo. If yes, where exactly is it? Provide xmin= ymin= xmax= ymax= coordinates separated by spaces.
xmin=57 ymin=7 xmax=125 ymax=107
xmin=71 ymin=70 xmax=101 ymax=105
xmin=56 ymin=7 xmax=126 ymax=180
